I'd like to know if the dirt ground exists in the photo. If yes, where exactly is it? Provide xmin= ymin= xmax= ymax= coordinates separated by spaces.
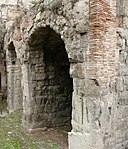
xmin=29 ymin=126 xmax=71 ymax=149
xmin=0 ymin=108 xmax=71 ymax=149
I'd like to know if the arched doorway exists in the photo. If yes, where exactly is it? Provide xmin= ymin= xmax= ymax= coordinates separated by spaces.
xmin=7 ymin=41 xmax=22 ymax=112
xmin=23 ymin=26 xmax=73 ymax=129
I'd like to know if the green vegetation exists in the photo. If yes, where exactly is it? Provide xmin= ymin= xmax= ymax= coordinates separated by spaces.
xmin=14 ymin=15 xmax=22 ymax=24
xmin=0 ymin=111 xmax=58 ymax=149
xmin=9 ymin=15 xmax=22 ymax=32
xmin=38 ymin=4 xmax=45 ymax=13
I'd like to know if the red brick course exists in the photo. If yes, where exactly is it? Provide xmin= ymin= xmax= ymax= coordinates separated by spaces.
xmin=87 ymin=0 xmax=117 ymax=86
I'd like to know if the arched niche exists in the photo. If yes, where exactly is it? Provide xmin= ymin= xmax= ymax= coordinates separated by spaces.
xmin=22 ymin=26 xmax=73 ymax=129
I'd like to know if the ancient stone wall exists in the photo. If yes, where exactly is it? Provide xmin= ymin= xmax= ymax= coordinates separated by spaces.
xmin=14 ymin=0 xmax=88 ymax=131
xmin=69 ymin=0 xmax=118 ymax=149
xmin=116 ymin=0 xmax=128 ymax=148
xmin=2 ymin=0 xmax=128 ymax=149
xmin=5 ymin=0 xmax=89 ymax=146
xmin=0 ymin=0 xmax=25 ymax=109
xmin=0 ymin=0 xmax=29 ymax=100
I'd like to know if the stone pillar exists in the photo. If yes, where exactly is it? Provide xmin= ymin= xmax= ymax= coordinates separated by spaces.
xmin=69 ymin=0 xmax=117 ymax=148
xmin=7 ymin=64 xmax=15 ymax=112
xmin=7 ymin=59 xmax=22 ymax=112
xmin=13 ymin=59 xmax=22 ymax=110
xmin=22 ymin=62 xmax=32 ymax=128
